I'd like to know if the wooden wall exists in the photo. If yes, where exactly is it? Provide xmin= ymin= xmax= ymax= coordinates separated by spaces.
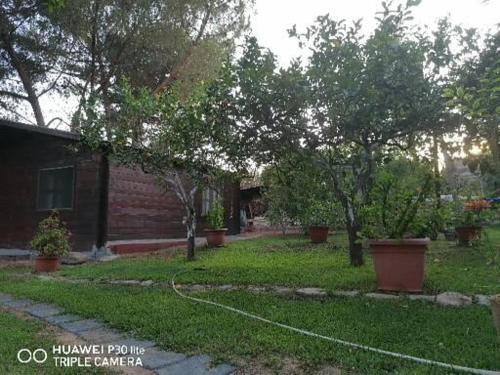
xmin=0 ymin=131 xmax=102 ymax=252
xmin=107 ymin=163 xmax=240 ymax=240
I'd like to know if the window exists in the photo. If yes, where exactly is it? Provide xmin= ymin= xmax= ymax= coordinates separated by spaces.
xmin=202 ymin=187 xmax=221 ymax=216
xmin=37 ymin=166 xmax=74 ymax=210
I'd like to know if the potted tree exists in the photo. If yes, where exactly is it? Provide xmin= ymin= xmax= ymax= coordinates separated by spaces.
xmin=363 ymin=165 xmax=434 ymax=293
xmin=455 ymin=199 xmax=491 ymax=245
xmin=30 ymin=211 xmax=71 ymax=273
xmin=205 ymin=201 xmax=227 ymax=247
xmin=304 ymin=199 xmax=342 ymax=243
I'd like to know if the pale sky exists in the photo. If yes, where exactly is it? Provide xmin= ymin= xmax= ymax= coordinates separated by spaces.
xmin=251 ymin=0 xmax=500 ymax=66
xmin=35 ymin=0 xmax=500 ymax=127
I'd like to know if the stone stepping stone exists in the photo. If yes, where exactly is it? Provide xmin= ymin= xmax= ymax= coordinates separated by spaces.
xmin=140 ymin=348 xmax=186 ymax=370
xmin=156 ymin=355 xmax=234 ymax=375
xmin=60 ymin=319 xmax=103 ymax=333
xmin=436 ymin=292 xmax=472 ymax=307
xmin=109 ymin=338 xmax=156 ymax=350
xmin=44 ymin=313 xmax=82 ymax=325
xmin=296 ymin=287 xmax=327 ymax=298
xmin=332 ymin=290 xmax=359 ymax=297
xmin=78 ymin=327 xmax=125 ymax=344
xmin=22 ymin=303 xmax=63 ymax=318
xmin=3 ymin=299 xmax=34 ymax=308
xmin=475 ymin=295 xmax=491 ymax=306
xmin=0 ymin=293 xmax=15 ymax=304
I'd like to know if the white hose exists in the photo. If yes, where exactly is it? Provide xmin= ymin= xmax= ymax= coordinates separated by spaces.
xmin=171 ymin=274 xmax=499 ymax=375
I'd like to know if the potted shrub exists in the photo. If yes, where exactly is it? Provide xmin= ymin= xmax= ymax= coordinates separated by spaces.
xmin=362 ymin=166 xmax=434 ymax=293
xmin=304 ymin=200 xmax=342 ymax=243
xmin=455 ymin=199 xmax=491 ymax=245
xmin=205 ymin=201 xmax=227 ymax=247
xmin=30 ymin=211 xmax=71 ymax=273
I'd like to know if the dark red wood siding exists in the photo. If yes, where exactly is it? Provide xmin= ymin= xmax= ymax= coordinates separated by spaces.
xmin=107 ymin=163 xmax=240 ymax=240
xmin=0 ymin=131 xmax=102 ymax=252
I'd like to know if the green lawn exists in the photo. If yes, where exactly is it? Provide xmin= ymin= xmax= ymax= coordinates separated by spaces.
xmin=0 ymin=309 xmax=105 ymax=375
xmin=0 ymin=278 xmax=498 ymax=374
xmin=1 ymin=229 xmax=498 ymax=373
xmin=59 ymin=229 xmax=500 ymax=295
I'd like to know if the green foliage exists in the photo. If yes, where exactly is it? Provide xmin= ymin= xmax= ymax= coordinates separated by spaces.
xmin=262 ymin=155 xmax=340 ymax=230
xmin=445 ymin=31 xmax=500 ymax=193
xmin=362 ymin=159 xmax=435 ymax=239
xmin=30 ymin=211 xmax=71 ymax=257
xmin=303 ymin=199 xmax=343 ymax=228
xmin=235 ymin=2 xmax=459 ymax=264
xmin=207 ymin=201 xmax=225 ymax=230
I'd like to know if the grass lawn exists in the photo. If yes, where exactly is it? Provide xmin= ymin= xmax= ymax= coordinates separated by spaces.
xmin=59 ymin=228 xmax=500 ymax=295
xmin=0 ymin=278 xmax=498 ymax=374
xmin=0 ymin=309 xmax=105 ymax=375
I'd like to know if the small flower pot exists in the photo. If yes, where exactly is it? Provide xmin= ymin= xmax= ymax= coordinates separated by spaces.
xmin=368 ymin=238 xmax=429 ymax=293
xmin=309 ymin=226 xmax=329 ymax=243
xmin=491 ymin=295 xmax=500 ymax=336
xmin=35 ymin=256 xmax=60 ymax=273
xmin=205 ymin=229 xmax=228 ymax=248
xmin=455 ymin=226 xmax=481 ymax=245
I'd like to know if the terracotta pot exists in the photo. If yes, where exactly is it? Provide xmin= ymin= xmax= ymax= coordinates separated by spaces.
xmin=455 ymin=226 xmax=481 ymax=245
xmin=35 ymin=256 xmax=60 ymax=273
xmin=205 ymin=229 xmax=228 ymax=248
xmin=368 ymin=238 xmax=429 ymax=293
xmin=491 ymin=295 xmax=500 ymax=336
xmin=309 ymin=226 xmax=329 ymax=243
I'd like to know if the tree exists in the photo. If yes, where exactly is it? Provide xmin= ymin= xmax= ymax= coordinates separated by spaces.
xmin=262 ymin=154 xmax=336 ymax=233
xmin=445 ymin=30 xmax=500 ymax=193
xmin=82 ymin=66 xmax=245 ymax=260
xmin=48 ymin=0 xmax=252 ymax=131
xmin=233 ymin=2 xmax=451 ymax=266
xmin=0 ymin=0 xmax=69 ymax=126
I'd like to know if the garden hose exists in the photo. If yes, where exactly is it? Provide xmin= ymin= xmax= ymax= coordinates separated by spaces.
xmin=171 ymin=272 xmax=499 ymax=375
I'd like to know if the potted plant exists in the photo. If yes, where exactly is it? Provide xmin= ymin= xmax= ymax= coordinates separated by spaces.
xmin=455 ymin=199 xmax=491 ymax=245
xmin=30 ymin=211 xmax=71 ymax=273
xmin=304 ymin=199 xmax=341 ymax=243
xmin=362 ymin=166 xmax=434 ymax=293
xmin=205 ymin=201 xmax=227 ymax=247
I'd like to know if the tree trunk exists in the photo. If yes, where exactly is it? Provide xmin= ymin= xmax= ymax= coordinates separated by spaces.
xmin=346 ymin=217 xmax=364 ymax=267
xmin=186 ymin=208 xmax=196 ymax=261
xmin=1 ymin=35 xmax=45 ymax=126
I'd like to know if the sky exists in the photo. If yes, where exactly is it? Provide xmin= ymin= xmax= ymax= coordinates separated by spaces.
xmin=250 ymin=0 xmax=500 ymax=66
xmin=37 ymin=0 xmax=500 ymax=127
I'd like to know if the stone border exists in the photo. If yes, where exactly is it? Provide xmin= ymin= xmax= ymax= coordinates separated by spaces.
xmin=29 ymin=274 xmax=494 ymax=308
xmin=0 ymin=293 xmax=235 ymax=375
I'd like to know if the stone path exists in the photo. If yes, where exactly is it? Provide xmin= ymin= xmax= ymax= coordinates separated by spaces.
xmin=0 ymin=293 xmax=235 ymax=375
xmin=29 ymin=273 xmax=495 ymax=308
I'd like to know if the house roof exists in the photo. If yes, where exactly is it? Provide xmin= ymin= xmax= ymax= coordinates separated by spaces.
xmin=0 ymin=118 xmax=80 ymax=141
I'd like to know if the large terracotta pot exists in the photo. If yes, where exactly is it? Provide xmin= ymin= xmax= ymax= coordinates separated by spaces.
xmin=35 ymin=256 xmax=60 ymax=273
xmin=491 ymin=295 xmax=500 ymax=336
xmin=368 ymin=238 xmax=429 ymax=293
xmin=309 ymin=226 xmax=329 ymax=243
xmin=455 ymin=226 xmax=481 ymax=245
xmin=205 ymin=229 xmax=228 ymax=248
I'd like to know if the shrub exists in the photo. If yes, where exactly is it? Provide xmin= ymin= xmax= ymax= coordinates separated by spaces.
xmin=30 ymin=211 xmax=71 ymax=257
xmin=303 ymin=199 xmax=343 ymax=228
xmin=362 ymin=161 xmax=434 ymax=239
xmin=207 ymin=201 xmax=225 ymax=230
